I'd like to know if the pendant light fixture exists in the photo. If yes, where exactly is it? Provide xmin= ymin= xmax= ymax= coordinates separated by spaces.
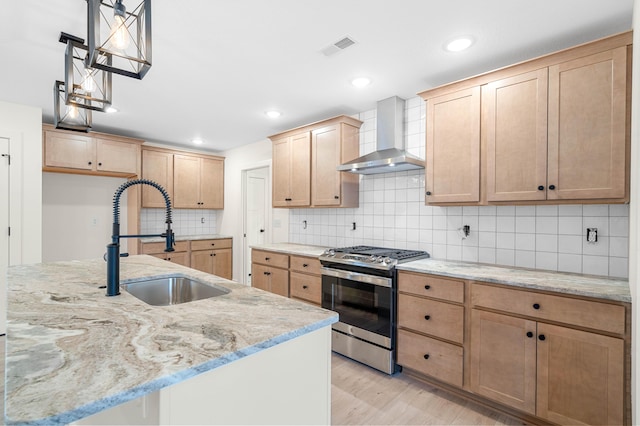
xmin=87 ymin=0 xmax=152 ymax=79
xmin=60 ymin=32 xmax=113 ymax=112
xmin=54 ymin=81 xmax=92 ymax=132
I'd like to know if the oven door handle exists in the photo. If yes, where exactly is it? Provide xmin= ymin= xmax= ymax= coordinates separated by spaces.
xmin=321 ymin=267 xmax=392 ymax=288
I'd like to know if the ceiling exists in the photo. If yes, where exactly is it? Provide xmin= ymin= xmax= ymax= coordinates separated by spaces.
xmin=0 ymin=0 xmax=634 ymax=153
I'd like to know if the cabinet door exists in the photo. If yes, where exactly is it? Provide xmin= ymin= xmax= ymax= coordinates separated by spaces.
xmin=484 ymin=69 xmax=548 ymax=201
xmin=312 ymin=124 xmax=341 ymax=206
xmin=141 ymin=150 xmax=174 ymax=208
xmin=166 ymin=251 xmax=189 ymax=267
xmin=200 ymin=158 xmax=224 ymax=209
xmin=536 ymin=323 xmax=624 ymax=425
xmin=470 ymin=310 xmax=536 ymax=414
xmin=44 ymin=132 xmax=95 ymax=170
xmin=426 ymin=87 xmax=480 ymax=203
xmin=269 ymin=267 xmax=289 ymax=297
xmin=95 ymin=138 xmax=138 ymax=174
xmin=289 ymin=132 xmax=311 ymax=206
xmin=212 ymin=248 xmax=232 ymax=280
xmin=173 ymin=155 xmax=201 ymax=208
xmin=251 ymin=263 xmax=270 ymax=292
xmin=272 ymin=137 xmax=291 ymax=207
xmin=190 ymin=250 xmax=213 ymax=274
xmin=547 ymin=47 xmax=628 ymax=200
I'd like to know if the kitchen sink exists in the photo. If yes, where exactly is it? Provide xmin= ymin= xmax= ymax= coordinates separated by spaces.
xmin=122 ymin=276 xmax=230 ymax=306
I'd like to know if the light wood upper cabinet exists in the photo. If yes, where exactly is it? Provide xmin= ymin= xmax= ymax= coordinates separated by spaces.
xmin=484 ymin=69 xmax=549 ymax=202
xmin=425 ymin=87 xmax=480 ymax=204
xmin=43 ymin=125 xmax=142 ymax=177
xmin=272 ymin=132 xmax=311 ymax=207
xmin=173 ymin=154 xmax=224 ymax=209
xmin=547 ymin=46 xmax=628 ymax=201
xmin=141 ymin=148 xmax=174 ymax=208
xmin=311 ymin=122 xmax=360 ymax=207
xmin=270 ymin=115 xmax=362 ymax=208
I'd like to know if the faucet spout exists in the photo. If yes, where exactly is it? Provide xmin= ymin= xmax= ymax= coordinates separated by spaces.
xmin=106 ymin=179 xmax=174 ymax=296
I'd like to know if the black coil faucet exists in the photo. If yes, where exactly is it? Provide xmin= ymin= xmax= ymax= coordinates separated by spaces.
xmin=106 ymin=179 xmax=175 ymax=296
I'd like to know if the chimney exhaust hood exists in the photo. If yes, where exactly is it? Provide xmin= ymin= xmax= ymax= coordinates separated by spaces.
xmin=337 ymin=96 xmax=424 ymax=175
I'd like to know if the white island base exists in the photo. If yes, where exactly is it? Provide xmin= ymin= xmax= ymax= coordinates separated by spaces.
xmin=74 ymin=327 xmax=331 ymax=425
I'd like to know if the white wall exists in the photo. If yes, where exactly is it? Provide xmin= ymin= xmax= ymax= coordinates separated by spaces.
xmin=629 ymin=0 xmax=639 ymax=422
xmin=42 ymin=173 xmax=128 ymax=262
xmin=0 ymin=101 xmax=42 ymax=265
xmin=220 ymin=139 xmax=289 ymax=283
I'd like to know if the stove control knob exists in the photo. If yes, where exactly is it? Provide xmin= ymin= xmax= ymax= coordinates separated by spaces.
xmin=323 ymin=249 xmax=335 ymax=257
xmin=382 ymin=257 xmax=392 ymax=264
xmin=369 ymin=255 xmax=377 ymax=262
xmin=376 ymin=256 xmax=384 ymax=263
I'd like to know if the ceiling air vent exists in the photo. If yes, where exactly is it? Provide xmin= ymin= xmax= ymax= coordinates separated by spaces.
xmin=321 ymin=36 xmax=356 ymax=57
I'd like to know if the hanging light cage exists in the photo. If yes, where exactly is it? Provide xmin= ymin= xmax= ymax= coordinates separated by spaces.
xmin=54 ymin=80 xmax=92 ymax=132
xmin=60 ymin=32 xmax=113 ymax=112
xmin=87 ymin=0 xmax=152 ymax=79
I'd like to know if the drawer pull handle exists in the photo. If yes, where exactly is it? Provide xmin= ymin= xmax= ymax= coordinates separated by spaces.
xmin=303 ymin=263 xmax=308 ymax=267
xmin=264 ymin=272 xmax=271 ymax=276
xmin=303 ymin=285 xmax=308 ymax=289
xmin=533 ymin=303 xmax=540 ymax=310
xmin=285 ymin=198 xmax=292 ymax=201
xmin=211 ymin=243 xmax=215 ymax=246
xmin=265 ymin=257 xmax=270 ymax=261
xmin=424 ymin=315 xmax=431 ymax=321
xmin=423 ymin=354 xmax=430 ymax=360
xmin=424 ymin=285 xmax=431 ymax=290
xmin=526 ymin=331 xmax=534 ymax=338
xmin=538 ymin=334 xmax=546 ymax=341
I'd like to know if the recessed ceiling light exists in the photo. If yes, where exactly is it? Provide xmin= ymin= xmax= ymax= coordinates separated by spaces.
xmin=265 ymin=110 xmax=282 ymax=119
xmin=351 ymin=77 xmax=371 ymax=88
xmin=444 ymin=36 xmax=475 ymax=52
xmin=192 ymin=138 xmax=204 ymax=145
xmin=105 ymin=106 xmax=118 ymax=113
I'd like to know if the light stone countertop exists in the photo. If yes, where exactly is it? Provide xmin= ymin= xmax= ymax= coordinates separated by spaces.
xmin=140 ymin=233 xmax=233 ymax=244
xmin=397 ymin=258 xmax=630 ymax=303
xmin=250 ymin=243 xmax=329 ymax=258
xmin=6 ymin=255 xmax=337 ymax=425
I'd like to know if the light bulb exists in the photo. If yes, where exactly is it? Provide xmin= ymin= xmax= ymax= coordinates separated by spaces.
xmin=67 ymin=104 xmax=79 ymax=120
xmin=110 ymin=2 xmax=130 ymax=50
xmin=82 ymin=68 xmax=96 ymax=93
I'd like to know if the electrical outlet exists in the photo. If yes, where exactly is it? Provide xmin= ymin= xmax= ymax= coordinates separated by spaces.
xmin=587 ymin=228 xmax=598 ymax=243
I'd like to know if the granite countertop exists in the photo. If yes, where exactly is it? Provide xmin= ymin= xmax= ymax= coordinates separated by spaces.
xmin=6 ymin=255 xmax=337 ymax=425
xmin=397 ymin=258 xmax=630 ymax=303
xmin=140 ymin=233 xmax=232 ymax=243
xmin=250 ymin=243 xmax=328 ymax=258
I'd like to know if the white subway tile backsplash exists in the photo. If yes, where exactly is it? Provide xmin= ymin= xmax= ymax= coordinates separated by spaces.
xmin=286 ymin=96 xmax=629 ymax=278
xmin=141 ymin=208 xmax=217 ymax=236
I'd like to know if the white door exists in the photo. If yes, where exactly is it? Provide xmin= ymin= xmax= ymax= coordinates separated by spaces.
xmin=243 ymin=167 xmax=269 ymax=285
xmin=0 ymin=137 xmax=9 ymax=335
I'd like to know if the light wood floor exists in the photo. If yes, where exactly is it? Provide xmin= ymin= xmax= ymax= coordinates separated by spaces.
xmin=332 ymin=353 xmax=523 ymax=425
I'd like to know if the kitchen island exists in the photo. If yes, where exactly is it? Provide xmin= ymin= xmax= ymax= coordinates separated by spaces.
xmin=6 ymin=255 xmax=337 ymax=425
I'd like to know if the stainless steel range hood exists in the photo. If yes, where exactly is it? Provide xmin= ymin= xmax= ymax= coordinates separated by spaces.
xmin=337 ymin=96 xmax=424 ymax=175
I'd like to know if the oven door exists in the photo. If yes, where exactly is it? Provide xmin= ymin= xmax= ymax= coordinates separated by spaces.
xmin=321 ymin=267 xmax=394 ymax=349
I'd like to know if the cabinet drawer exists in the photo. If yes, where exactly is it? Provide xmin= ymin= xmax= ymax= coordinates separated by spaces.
xmin=141 ymin=241 xmax=188 ymax=254
xmin=398 ymin=294 xmax=464 ymax=344
xmin=289 ymin=271 xmax=321 ymax=304
xmin=397 ymin=329 xmax=463 ymax=387
xmin=251 ymin=249 xmax=289 ymax=269
xmin=290 ymin=255 xmax=322 ymax=275
xmin=398 ymin=272 xmax=464 ymax=303
xmin=471 ymin=283 xmax=626 ymax=335
xmin=191 ymin=238 xmax=232 ymax=251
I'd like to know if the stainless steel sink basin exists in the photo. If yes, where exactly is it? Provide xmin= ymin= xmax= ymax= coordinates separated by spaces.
xmin=122 ymin=276 xmax=229 ymax=306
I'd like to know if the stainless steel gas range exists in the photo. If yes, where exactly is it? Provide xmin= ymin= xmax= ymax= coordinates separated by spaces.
xmin=319 ymin=246 xmax=430 ymax=374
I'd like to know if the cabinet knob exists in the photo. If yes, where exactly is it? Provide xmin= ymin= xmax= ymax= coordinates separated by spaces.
xmin=334 ymin=195 xmax=339 ymax=199
xmin=537 ymin=185 xmax=544 ymax=191
xmin=211 ymin=243 xmax=215 ymax=246
xmin=424 ymin=315 xmax=431 ymax=321
xmin=424 ymin=285 xmax=431 ymax=290
xmin=210 ymin=253 xmax=213 ymax=257
xmin=265 ymin=257 xmax=270 ymax=261
xmin=264 ymin=271 xmax=271 ymax=276
xmin=88 ymin=161 xmax=92 ymax=165
xmin=423 ymin=354 xmax=430 ymax=360
xmin=548 ymin=185 xmax=556 ymax=190
xmin=98 ymin=162 xmax=102 ymax=166
xmin=533 ymin=303 xmax=540 ymax=310
xmin=526 ymin=331 xmax=534 ymax=338
xmin=213 ymin=253 xmax=216 ymax=256
xmin=303 ymin=285 xmax=308 ymax=289
xmin=302 ymin=263 xmax=308 ymax=267
xmin=426 ymin=191 xmax=432 ymax=196
xmin=538 ymin=334 xmax=546 ymax=341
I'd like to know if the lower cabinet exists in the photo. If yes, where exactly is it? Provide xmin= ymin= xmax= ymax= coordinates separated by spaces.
xmin=190 ymin=239 xmax=233 ymax=280
xmin=252 ymin=264 xmax=289 ymax=297
xmin=396 ymin=271 xmax=629 ymax=426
